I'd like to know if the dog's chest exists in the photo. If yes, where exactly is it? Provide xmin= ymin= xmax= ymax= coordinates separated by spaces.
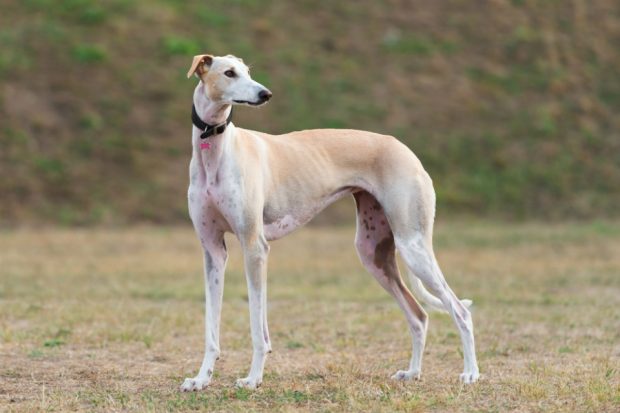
xmin=188 ymin=154 xmax=242 ymax=223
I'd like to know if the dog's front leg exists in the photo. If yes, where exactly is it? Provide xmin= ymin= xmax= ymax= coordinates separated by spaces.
xmin=235 ymin=233 xmax=270 ymax=389
xmin=181 ymin=231 xmax=228 ymax=391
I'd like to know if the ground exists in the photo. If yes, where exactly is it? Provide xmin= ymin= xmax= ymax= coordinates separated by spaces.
xmin=1 ymin=221 xmax=619 ymax=412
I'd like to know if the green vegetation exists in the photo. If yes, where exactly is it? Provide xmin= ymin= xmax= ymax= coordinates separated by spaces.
xmin=72 ymin=44 xmax=108 ymax=63
xmin=162 ymin=36 xmax=201 ymax=56
xmin=1 ymin=1 xmax=619 ymax=224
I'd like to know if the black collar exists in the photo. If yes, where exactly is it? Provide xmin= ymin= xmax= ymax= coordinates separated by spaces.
xmin=191 ymin=104 xmax=233 ymax=139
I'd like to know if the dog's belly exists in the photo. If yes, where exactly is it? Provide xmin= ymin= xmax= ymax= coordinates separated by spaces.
xmin=262 ymin=186 xmax=355 ymax=241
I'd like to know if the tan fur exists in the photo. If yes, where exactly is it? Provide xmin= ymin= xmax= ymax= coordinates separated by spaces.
xmin=181 ymin=54 xmax=479 ymax=392
xmin=204 ymin=75 xmax=224 ymax=102
xmin=231 ymin=127 xmax=427 ymax=239
xmin=187 ymin=54 xmax=213 ymax=78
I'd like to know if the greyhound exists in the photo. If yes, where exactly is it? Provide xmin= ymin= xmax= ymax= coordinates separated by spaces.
xmin=180 ymin=54 xmax=480 ymax=391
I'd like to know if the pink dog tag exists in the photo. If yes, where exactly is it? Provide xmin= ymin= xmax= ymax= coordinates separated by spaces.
xmin=200 ymin=142 xmax=211 ymax=150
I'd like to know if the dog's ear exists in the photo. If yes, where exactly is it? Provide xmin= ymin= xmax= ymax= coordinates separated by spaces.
xmin=187 ymin=54 xmax=213 ymax=79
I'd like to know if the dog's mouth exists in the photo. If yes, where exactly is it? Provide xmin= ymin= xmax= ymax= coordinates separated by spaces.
xmin=233 ymin=99 xmax=266 ymax=106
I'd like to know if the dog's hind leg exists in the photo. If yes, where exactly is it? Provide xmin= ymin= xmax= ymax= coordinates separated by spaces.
xmin=387 ymin=175 xmax=479 ymax=383
xmin=353 ymin=192 xmax=428 ymax=381
xmin=396 ymin=232 xmax=479 ymax=383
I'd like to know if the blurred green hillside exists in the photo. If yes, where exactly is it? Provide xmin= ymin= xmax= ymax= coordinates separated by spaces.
xmin=1 ymin=0 xmax=619 ymax=225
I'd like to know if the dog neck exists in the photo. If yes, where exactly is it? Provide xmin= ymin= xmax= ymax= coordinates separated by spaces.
xmin=191 ymin=83 xmax=234 ymax=178
xmin=193 ymin=83 xmax=231 ymax=125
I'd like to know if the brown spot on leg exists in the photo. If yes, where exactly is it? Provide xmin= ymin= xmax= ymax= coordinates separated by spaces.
xmin=374 ymin=236 xmax=396 ymax=274
xmin=374 ymin=236 xmax=426 ymax=321
xmin=354 ymin=190 xmax=427 ymax=346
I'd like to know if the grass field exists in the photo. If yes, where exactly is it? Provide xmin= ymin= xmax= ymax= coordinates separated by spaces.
xmin=1 ymin=221 xmax=619 ymax=412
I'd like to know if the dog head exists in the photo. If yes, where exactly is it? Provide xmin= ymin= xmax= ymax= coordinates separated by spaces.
xmin=187 ymin=54 xmax=272 ymax=106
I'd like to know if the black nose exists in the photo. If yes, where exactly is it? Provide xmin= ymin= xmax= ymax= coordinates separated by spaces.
xmin=258 ymin=89 xmax=272 ymax=102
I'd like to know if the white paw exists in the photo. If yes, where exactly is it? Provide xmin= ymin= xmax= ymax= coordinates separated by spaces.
xmin=390 ymin=369 xmax=421 ymax=381
xmin=459 ymin=371 xmax=480 ymax=384
xmin=180 ymin=376 xmax=210 ymax=392
xmin=235 ymin=376 xmax=261 ymax=389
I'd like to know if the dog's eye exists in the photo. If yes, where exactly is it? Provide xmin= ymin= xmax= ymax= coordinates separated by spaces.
xmin=224 ymin=70 xmax=236 ymax=78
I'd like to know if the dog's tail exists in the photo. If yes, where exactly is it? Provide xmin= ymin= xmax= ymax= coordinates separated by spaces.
xmin=408 ymin=274 xmax=473 ymax=313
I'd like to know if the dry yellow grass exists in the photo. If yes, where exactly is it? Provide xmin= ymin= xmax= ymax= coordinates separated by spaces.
xmin=1 ymin=221 xmax=619 ymax=412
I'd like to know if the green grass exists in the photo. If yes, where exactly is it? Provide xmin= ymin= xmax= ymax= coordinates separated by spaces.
xmin=71 ymin=44 xmax=108 ymax=63
xmin=0 ymin=222 xmax=619 ymax=411
xmin=383 ymin=33 xmax=458 ymax=56
xmin=161 ymin=35 xmax=202 ymax=56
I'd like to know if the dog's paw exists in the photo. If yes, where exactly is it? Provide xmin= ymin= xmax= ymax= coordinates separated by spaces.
xmin=459 ymin=371 xmax=480 ymax=384
xmin=180 ymin=376 xmax=210 ymax=392
xmin=235 ymin=376 xmax=261 ymax=389
xmin=390 ymin=369 xmax=421 ymax=381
